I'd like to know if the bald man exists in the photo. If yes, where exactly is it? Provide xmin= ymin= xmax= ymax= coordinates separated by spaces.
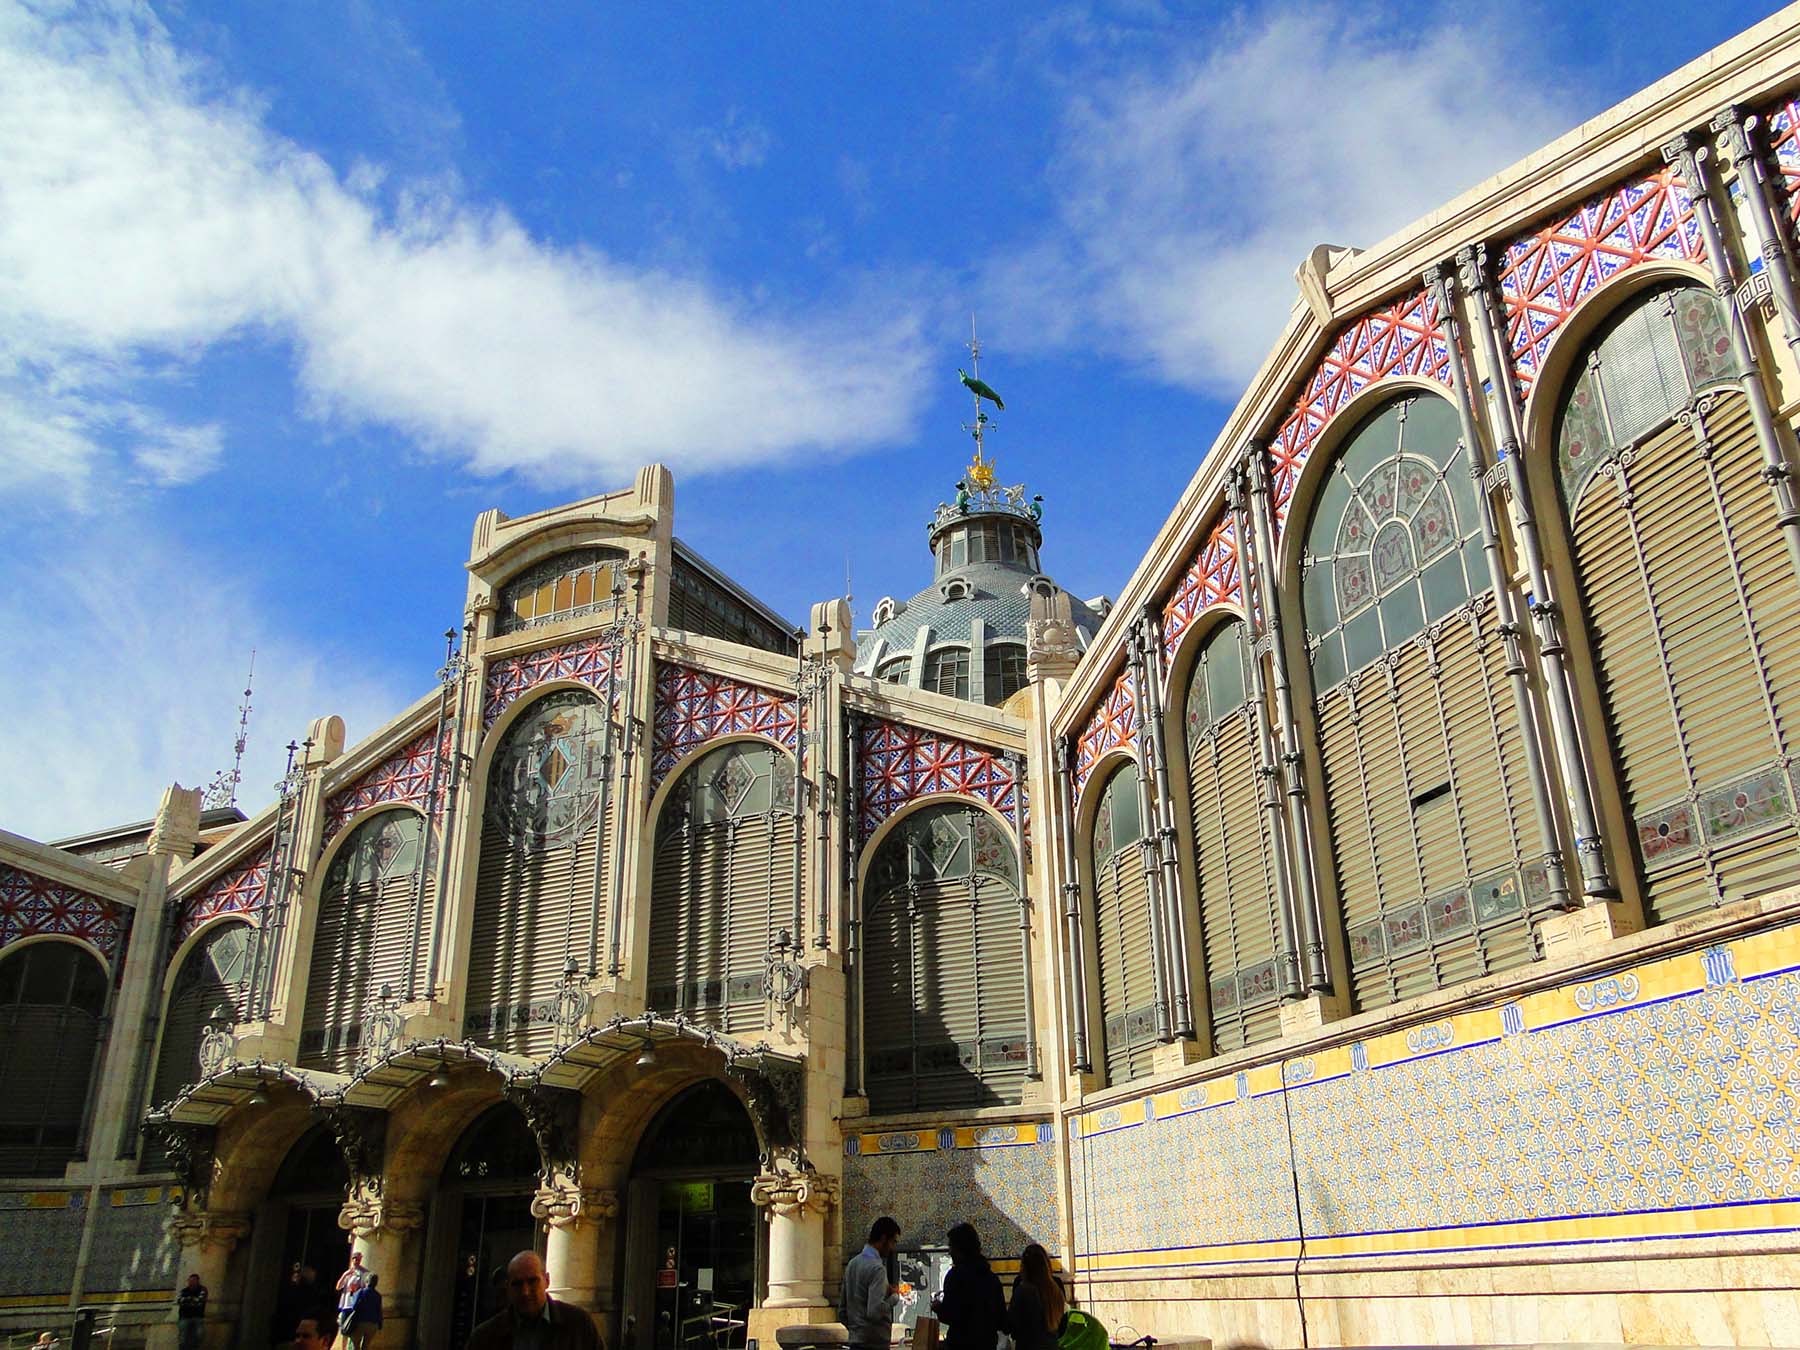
xmin=465 ymin=1251 xmax=603 ymax=1350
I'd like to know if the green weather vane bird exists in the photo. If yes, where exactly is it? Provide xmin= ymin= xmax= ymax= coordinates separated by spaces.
xmin=959 ymin=368 xmax=1004 ymax=411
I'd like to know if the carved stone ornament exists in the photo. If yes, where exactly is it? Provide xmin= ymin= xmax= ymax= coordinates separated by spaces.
xmin=503 ymin=1080 xmax=583 ymax=1184
xmin=337 ymin=1194 xmax=425 ymax=1239
xmin=314 ymin=1103 xmax=388 ymax=1194
xmin=168 ymin=1209 xmax=253 ymax=1253
xmin=530 ymin=1182 xmax=620 ymax=1231
xmin=750 ymin=1166 xmax=838 ymax=1218
xmin=724 ymin=1057 xmax=803 ymax=1166
xmin=1026 ymin=588 xmax=1080 ymax=676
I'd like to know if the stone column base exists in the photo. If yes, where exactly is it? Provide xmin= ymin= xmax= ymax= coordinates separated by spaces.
xmin=1538 ymin=900 xmax=1638 ymax=957
xmin=1278 ymin=992 xmax=1346 ymax=1037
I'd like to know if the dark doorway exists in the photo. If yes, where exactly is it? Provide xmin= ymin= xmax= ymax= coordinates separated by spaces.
xmin=243 ymin=1125 xmax=351 ymax=1350
xmin=625 ymin=1081 xmax=761 ymax=1350
xmin=439 ymin=1104 xmax=545 ymax=1350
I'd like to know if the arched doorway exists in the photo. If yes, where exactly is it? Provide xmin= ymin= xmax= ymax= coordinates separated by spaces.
xmin=241 ymin=1125 xmax=351 ymax=1350
xmin=437 ymin=1103 xmax=544 ymax=1350
xmin=623 ymin=1081 xmax=761 ymax=1350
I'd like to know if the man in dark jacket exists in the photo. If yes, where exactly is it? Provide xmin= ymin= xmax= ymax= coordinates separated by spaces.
xmin=932 ymin=1225 xmax=1004 ymax=1350
xmin=466 ymin=1251 xmax=603 ymax=1350
xmin=177 ymin=1274 xmax=208 ymax=1350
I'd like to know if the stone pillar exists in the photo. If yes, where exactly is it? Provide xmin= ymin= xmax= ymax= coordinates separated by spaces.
xmin=533 ymin=1183 xmax=619 ymax=1321
xmin=340 ymin=1192 xmax=426 ymax=1349
xmin=168 ymin=1209 xmax=253 ymax=1350
xmin=751 ymin=1167 xmax=838 ymax=1319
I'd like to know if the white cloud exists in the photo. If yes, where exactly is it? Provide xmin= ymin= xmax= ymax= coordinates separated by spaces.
xmin=0 ymin=519 xmax=408 ymax=841
xmin=0 ymin=1 xmax=928 ymax=496
xmin=704 ymin=109 xmax=774 ymax=171
xmin=990 ymin=8 xmax=1578 ymax=393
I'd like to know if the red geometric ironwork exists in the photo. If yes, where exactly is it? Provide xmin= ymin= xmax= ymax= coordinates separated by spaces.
xmin=483 ymin=635 xmax=617 ymax=728
xmin=652 ymin=662 xmax=797 ymax=785
xmin=1074 ymin=667 xmax=1137 ymax=799
xmin=1161 ymin=515 xmax=1241 ymax=661
xmin=0 ymin=862 xmax=131 ymax=968
xmin=1496 ymin=164 xmax=1702 ymax=395
xmin=322 ymin=725 xmax=452 ymax=845
xmin=857 ymin=718 xmax=1021 ymax=843
xmin=176 ymin=843 xmax=271 ymax=943
xmin=1268 ymin=287 xmax=1451 ymax=531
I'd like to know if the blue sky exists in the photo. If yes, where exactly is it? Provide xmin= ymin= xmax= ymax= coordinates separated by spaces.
xmin=0 ymin=0 xmax=1782 ymax=837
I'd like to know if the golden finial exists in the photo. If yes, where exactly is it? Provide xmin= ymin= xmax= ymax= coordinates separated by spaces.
xmin=966 ymin=450 xmax=997 ymax=492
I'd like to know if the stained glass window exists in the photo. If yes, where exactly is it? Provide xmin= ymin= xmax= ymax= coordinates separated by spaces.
xmin=657 ymin=740 xmax=796 ymax=841
xmin=1092 ymin=761 xmax=1144 ymax=865
xmin=1555 ymin=283 xmax=1745 ymax=508
xmin=867 ymin=803 xmax=1020 ymax=893
xmin=497 ymin=548 xmax=625 ymax=634
xmin=1184 ymin=620 xmax=1250 ymax=754
xmin=1301 ymin=394 xmax=1484 ymax=688
xmin=487 ymin=690 xmax=611 ymax=850
xmin=324 ymin=810 xmax=423 ymax=893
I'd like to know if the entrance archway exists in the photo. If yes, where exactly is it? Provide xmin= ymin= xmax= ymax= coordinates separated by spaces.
xmin=435 ymin=1103 xmax=544 ymax=1350
xmin=240 ymin=1125 xmax=351 ymax=1350
xmin=623 ymin=1081 xmax=761 ymax=1350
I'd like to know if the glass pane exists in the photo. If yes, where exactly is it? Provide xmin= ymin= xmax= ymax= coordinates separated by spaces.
xmin=1336 ymin=553 xmax=1375 ymax=617
xmin=1312 ymin=633 xmax=1347 ymax=690
xmin=1344 ymin=402 xmax=1404 ymax=479
xmin=572 ymin=569 xmax=594 ymax=608
xmin=1462 ymin=535 xmax=1488 ymax=593
xmin=1673 ymin=286 xmax=1741 ymax=388
xmin=951 ymin=535 xmax=967 ymax=567
xmin=1421 ymin=552 xmax=1471 ymax=622
xmin=553 ymin=575 xmax=574 ymax=613
xmin=489 ymin=690 xmax=611 ymax=849
xmin=1445 ymin=443 xmax=1479 ymax=532
xmin=1598 ymin=300 xmax=1687 ymax=445
xmin=1370 ymin=522 xmax=1414 ymax=595
xmin=1302 ymin=555 xmax=1338 ymax=638
xmin=1343 ymin=607 xmax=1385 ymax=674
xmin=1379 ymin=581 xmax=1424 ymax=647
xmin=1394 ymin=455 xmax=1435 ymax=515
xmin=1400 ymin=395 xmax=1462 ymax=469
xmin=1306 ymin=471 xmax=1353 ymax=561
xmin=1557 ymin=368 xmax=1610 ymax=505
xmin=1411 ymin=483 xmax=1458 ymax=564
xmin=1204 ymin=625 xmax=1247 ymax=721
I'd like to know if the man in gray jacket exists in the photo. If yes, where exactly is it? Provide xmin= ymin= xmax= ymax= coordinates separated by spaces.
xmin=841 ymin=1217 xmax=902 ymax=1350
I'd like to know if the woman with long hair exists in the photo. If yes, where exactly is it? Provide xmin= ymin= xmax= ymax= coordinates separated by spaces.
xmin=1008 ymin=1244 xmax=1066 ymax=1350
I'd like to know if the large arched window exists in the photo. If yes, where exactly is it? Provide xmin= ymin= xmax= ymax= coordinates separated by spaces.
xmin=1300 ymin=392 xmax=1550 ymax=1011
xmin=300 ymin=810 xmax=425 ymax=1072
xmin=466 ymin=690 xmax=611 ymax=1053
xmin=1552 ymin=281 xmax=1798 ymax=921
xmin=863 ymin=805 xmax=1027 ymax=1111
xmin=151 ymin=922 xmax=252 ymax=1112
xmin=649 ymin=741 xmax=798 ymax=1033
xmin=497 ymin=548 xmax=625 ymax=634
xmin=1182 ymin=619 xmax=1282 ymax=1051
xmin=0 ymin=942 xmax=108 ymax=1174
xmin=1089 ymin=762 xmax=1158 ymax=1085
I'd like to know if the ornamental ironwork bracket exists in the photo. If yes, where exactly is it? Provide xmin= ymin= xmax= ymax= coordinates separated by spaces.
xmin=762 ymin=928 xmax=807 ymax=1034
xmin=725 ymin=1052 xmax=805 ymax=1168
xmin=142 ymin=1119 xmax=217 ymax=1208
xmin=503 ymin=1079 xmax=583 ymax=1186
xmin=312 ymin=1102 xmax=388 ymax=1197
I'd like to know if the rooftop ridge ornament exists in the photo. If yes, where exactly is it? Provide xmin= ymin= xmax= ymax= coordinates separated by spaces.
xmin=934 ymin=317 xmax=1043 ymax=531
xmin=203 ymin=650 xmax=256 ymax=811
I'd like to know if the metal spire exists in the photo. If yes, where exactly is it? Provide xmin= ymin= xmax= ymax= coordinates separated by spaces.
xmin=961 ymin=314 xmax=996 ymax=488
xmin=203 ymin=650 xmax=256 ymax=810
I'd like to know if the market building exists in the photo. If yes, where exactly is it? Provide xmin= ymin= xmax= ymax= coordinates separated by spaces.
xmin=9 ymin=8 xmax=1800 ymax=1347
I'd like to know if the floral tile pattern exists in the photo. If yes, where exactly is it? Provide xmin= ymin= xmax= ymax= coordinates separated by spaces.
xmin=652 ymin=662 xmax=797 ymax=786
xmin=843 ymin=1133 xmax=1058 ymax=1261
xmin=174 ymin=842 xmax=271 ymax=943
xmin=0 ymin=862 xmax=131 ymax=967
xmin=858 ymin=719 xmax=1021 ymax=843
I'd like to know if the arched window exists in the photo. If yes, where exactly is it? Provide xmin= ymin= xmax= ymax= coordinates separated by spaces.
xmin=151 ymin=922 xmax=251 ymax=1112
xmin=300 ymin=810 xmax=425 ymax=1072
xmin=863 ymin=805 xmax=1027 ymax=1111
xmin=984 ymin=644 xmax=1029 ymax=706
xmin=1089 ymin=762 xmax=1157 ymax=1084
xmin=1300 ymin=393 xmax=1551 ymax=1011
xmin=1552 ymin=281 xmax=1798 ymax=921
xmin=497 ymin=548 xmax=625 ymax=635
xmin=466 ymin=690 xmax=611 ymax=1053
xmin=923 ymin=648 xmax=970 ymax=700
xmin=649 ymin=741 xmax=798 ymax=1032
xmin=0 ymin=942 xmax=108 ymax=1174
xmin=876 ymin=656 xmax=912 ymax=686
xmin=1181 ymin=620 xmax=1282 ymax=1050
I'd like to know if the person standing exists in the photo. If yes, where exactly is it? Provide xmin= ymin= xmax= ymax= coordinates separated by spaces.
xmin=1006 ymin=1245 xmax=1064 ymax=1350
xmin=842 ymin=1217 xmax=902 ymax=1350
xmin=335 ymin=1253 xmax=371 ymax=1340
xmin=345 ymin=1274 xmax=383 ymax=1350
xmin=178 ymin=1273 xmax=209 ymax=1350
xmin=465 ymin=1250 xmax=604 ymax=1350
xmin=932 ymin=1225 xmax=1004 ymax=1350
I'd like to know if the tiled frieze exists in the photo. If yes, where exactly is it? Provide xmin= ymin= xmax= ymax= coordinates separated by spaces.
xmin=1159 ymin=515 xmax=1241 ymax=663
xmin=1768 ymin=94 xmax=1800 ymax=224
xmin=1496 ymin=164 xmax=1703 ymax=395
xmin=0 ymin=1190 xmax=86 ymax=1301
xmin=0 ymin=862 xmax=131 ymax=968
xmin=858 ymin=719 xmax=1021 ymax=842
xmin=482 ymin=633 xmax=618 ymax=729
xmin=841 ymin=1120 xmax=1058 ymax=1261
xmin=175 ymin=842 xmax=270 ymax=944
xmin=1268 ymin=287 xmax=1452 ymax=532
xmin=652 ymin=662 xmax=798 ymax=786
xmin=321 ymin=725 xmax=451 ymax=845
xmin=81 ymin=1186 xmax=181 ymax=1297
xmin=1073 ymin=668 xmax=1136 ymax=800
xmin=1060 ymin=919 xmax=1800 ymax=1271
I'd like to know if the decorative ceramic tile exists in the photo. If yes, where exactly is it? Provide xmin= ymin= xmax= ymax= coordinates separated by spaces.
xmin=483 ymin=633 xmax=618 ymax=728
xmin=858 ymin=719 xmax=1021 ymax=842
xmin=1496 ymin=164 xmax=1702 ymax=394
xmin=1073 ymin=669 xmax=1137 ymax=799
xmin=82 ymin=1198 xmax=178 ymax=1295
xmin=1160 ymin=516 xmax=1242 ymax=662
xmin=174 ymin=843 xmax=271 ymax=943
xmin=322 ymin=725 xmax=454 ymax=845
xmin=0 ymin=1199 xmax=86 ymax=1298
xmin=652 ymin=662 xmax=797 ymax=785
xmin=0 ymin=862 xmax=131 ymax=967
xmin=1767 ymin=95 xmax=1800 ymax=225
xmin=842 ymin=1136 xmax=1058 ymax=1262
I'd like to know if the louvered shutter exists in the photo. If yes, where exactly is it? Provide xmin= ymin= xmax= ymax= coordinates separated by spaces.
xmin=466 ymin=691 xmax=611 ymax=1055
xmin=0 ymin=944 xmax=106 ymax=1176
xmin=151 ymin=923 xmax=252 ymax=1108
xmin=1095 ymin=850 xmax=1156 ymax=1084
xmin=1568 ymin=392 xmax=1800 ymax=921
